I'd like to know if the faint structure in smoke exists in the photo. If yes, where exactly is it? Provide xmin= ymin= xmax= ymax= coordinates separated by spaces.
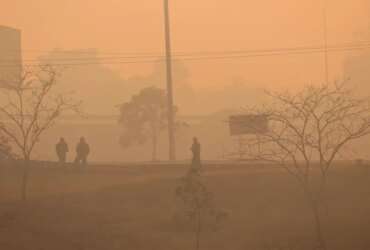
xmin=0 ymin=26 xmax=22 ymax=87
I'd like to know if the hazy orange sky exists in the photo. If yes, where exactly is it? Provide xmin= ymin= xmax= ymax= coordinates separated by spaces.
xmin=1 ymin=0 xmax=370 ymax=90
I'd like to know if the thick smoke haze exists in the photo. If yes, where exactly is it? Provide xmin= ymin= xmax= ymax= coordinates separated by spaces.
xmin=2 ymin=0 xmax=370 ymax=115
xmin=1 ymin=2 xmax=370 ymax=250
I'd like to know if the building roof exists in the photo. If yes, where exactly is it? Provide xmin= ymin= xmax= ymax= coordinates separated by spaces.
xmin=0 ymin=25 xmax=21 ymax=33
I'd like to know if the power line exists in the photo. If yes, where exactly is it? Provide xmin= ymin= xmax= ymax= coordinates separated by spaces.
xmin=2 ymin=41 xmax=370 ymax=63
xmin=170 ymin=41 xmax=370 ymax=57
xmin=3 ymin=39 xmax=370 ymax=56
xmin=0 ymin=43 xmax=370 ymax=68
xmin=2 ymin=49 xmax=162 ymax=56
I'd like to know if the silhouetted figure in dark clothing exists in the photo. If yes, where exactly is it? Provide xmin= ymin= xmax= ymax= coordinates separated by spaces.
xmin=191 ymin=137 xmax=201 ymax=171
xmin=56 ymin=138 xmax=69 ymax=165
xmin=74 ymin=137 xmax=90 ymax=166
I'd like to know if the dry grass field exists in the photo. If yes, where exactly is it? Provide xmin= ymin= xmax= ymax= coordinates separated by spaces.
xmin=0 ymin=162 xmax=370 ymax=250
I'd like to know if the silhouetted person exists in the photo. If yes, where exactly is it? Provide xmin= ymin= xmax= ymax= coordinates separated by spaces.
xmin=74 ymin=137 xmax=90 ymax=166
xmin=191 ymin=137 xmax=201 ymax=170
xmin=56 ymin=137 xmax=68 ymax=165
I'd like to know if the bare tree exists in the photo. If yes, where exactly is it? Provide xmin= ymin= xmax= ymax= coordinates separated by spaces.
xmin=0 ymin=65 xmax=81 ymax=201
xmin=244 ymin=82 xmax=370 ymax=250
xmin=174 ymin=171 xmax=228 ymax=250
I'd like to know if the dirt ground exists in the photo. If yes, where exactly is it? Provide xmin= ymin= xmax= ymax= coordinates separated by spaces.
xmin=0 ymin=163 xmax=370 ymax=250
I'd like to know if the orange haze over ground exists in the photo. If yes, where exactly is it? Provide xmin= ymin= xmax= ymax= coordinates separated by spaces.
xmin=1 ymin=0 xmax=370 ymax=113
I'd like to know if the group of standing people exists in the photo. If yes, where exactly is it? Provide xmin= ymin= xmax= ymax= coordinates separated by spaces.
xmin=56 ymin=136 xmax=200 ymax=169
xmin=56 ymin=137 xmax=90 ymax=166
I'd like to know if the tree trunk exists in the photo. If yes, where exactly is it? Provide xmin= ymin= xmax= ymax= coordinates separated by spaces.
xmin=311 ymin=201 xmax=327 ymax=250
xmin=21 ymin=156 xmax=30 ymax=201
xmin=303 ymin=185 xmax=327 ymax=250
xmin=151 ymin=120 xmax=159 ymax=162
xmin=152 ymin=133 xmax=157 ymax=162
xmin=195 ymin=209 xmax=201 ymax=250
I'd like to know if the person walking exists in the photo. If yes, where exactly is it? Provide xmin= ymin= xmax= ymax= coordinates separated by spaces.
xmin=191 ymin=137 xmax=201 ymax=171
xmin=74 ymin=137 xmax=90 ymax=166
xmin=56 ymin=137 xmax=69 ymax=165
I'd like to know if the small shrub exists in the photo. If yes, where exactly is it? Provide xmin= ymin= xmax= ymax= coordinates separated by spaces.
xmin=174 ymin=169 xmax=228 ymax=250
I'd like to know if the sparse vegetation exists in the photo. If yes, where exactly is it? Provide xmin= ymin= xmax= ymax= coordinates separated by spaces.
xmin=0 ymin=65 xmax=81 ymax=201
xmin=244 ymin=82 xmax=370 ymax=249
xmin=174 ymin=169 xmax=228 ymax=250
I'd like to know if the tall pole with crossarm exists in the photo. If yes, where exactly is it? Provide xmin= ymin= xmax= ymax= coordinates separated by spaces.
xmin=323 ymin=0 xmax=329 ymax=84
xmin=163 ymin=0 xmax=176 ymax=160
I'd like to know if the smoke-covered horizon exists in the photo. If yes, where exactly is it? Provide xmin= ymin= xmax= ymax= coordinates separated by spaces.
xmin=2 ymin=1 xmax=370 ymax=116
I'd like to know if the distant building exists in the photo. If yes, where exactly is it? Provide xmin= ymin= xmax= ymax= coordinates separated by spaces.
xmin=0 ymin=26 xmax=22 ymax=87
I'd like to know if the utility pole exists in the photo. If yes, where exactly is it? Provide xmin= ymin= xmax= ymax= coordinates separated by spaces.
xmin=323 ymin=0 xmax=329 ymax=84
xmin=163 ymin=0 xmax=176 ymax=160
